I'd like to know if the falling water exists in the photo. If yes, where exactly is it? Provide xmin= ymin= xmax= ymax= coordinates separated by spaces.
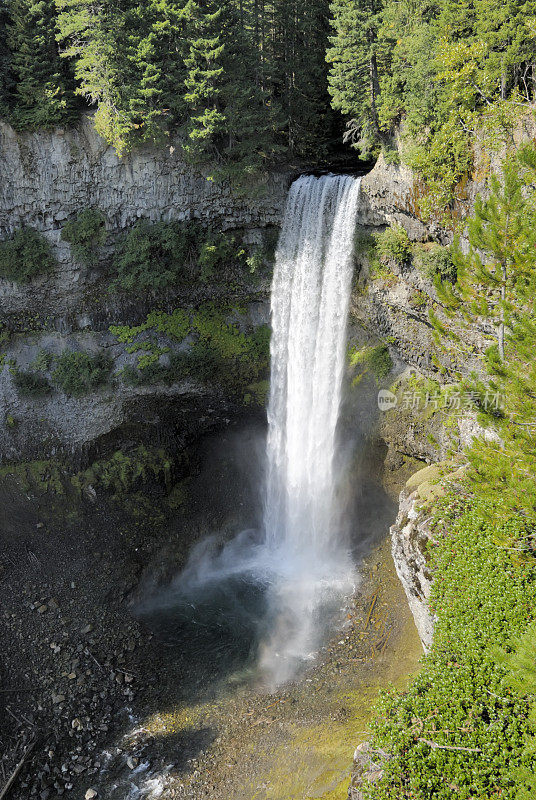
xmin=264 ymin=174 xmax=362 ymax=559
xmin=256 ymin=174 xmax=362 ymax=684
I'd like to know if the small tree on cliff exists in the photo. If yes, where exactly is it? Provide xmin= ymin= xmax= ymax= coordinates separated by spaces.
xmin=433 ymin=157 xmax=536 ymax=364
xmin=430 ymin=148 xmax=536 ymax=516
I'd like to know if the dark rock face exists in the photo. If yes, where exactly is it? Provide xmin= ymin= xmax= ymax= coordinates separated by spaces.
xmin=0 ymin=119 xmax=284 ymax=465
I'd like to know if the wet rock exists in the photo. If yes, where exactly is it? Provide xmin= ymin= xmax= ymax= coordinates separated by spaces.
xmin=390 ymin=477 xmax=436 ymax=651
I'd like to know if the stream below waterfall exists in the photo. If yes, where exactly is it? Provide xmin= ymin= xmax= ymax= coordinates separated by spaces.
xmin=96 ymin=426 xmax=421 ymax=800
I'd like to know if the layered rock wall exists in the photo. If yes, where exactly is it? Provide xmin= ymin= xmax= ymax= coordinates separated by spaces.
xmin=0 ymin=117 xmax=289 ymax=321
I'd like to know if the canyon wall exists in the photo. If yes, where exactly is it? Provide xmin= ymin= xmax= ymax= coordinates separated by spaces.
xmin=0 ymin=116 xmax=289 ymax=322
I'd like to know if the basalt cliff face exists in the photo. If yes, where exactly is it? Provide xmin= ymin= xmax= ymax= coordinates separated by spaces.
xmin=0 ymin=118 xmax=291 ymax=463
xmin=0 ymin=118 xmax=438 ymax=466
xmin=0 ymin=116 xmax=288 ymax=324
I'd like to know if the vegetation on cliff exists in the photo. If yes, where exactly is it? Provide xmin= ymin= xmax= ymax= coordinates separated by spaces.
xmin=0 ymin=226 xmax=56 ymax=282
xmin=365 ymin=145 xmax=536 ymax=799
xmin=1 ymin=0 xmax=533 ymax=201
xmin=328 ymin=0 xmax=536 ymax=212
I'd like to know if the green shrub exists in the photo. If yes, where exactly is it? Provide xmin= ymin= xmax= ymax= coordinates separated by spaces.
xmin=369 ymin=259 xmax=399 ymax=284
xmin=73 ymin=446 xmax=172 ymax=496
xmin=349 ymin=343 xmax=393 ymax=384
xmin=410 ymin=289 xmax=429 ymax=309
xmin=30 ymin=349 xmax=55 ymax=372
xmin=112 ymin=220 xmax=201 ymax=292
xmin=499 ymin=621 xmax=536 ymax=799
xmin=415 ymin=244 xmax=457 ymax=283
xmin=52 ymin=350 xmax=112 ymax=397
xmin=374 ymin=224 xmax=411 ymax=265
xmin=0 ymin=227 xmax=56 ymax=283
xmin=367 ymin=491 xmax=536 ymax=800
xmin=354 ymin=230 xmax=376 ymax=256
xmin=246 ymin=248 xmax=264 ymax=275
xmin=13 ymin=369 xmax=52 ymax=397
xmin=197 ymin=231 xmax=246 ymax=282
xmin=62 ymin=208 xmax=107 ymax=265
xmin=368 ymin=344 xmax=393 ymax=379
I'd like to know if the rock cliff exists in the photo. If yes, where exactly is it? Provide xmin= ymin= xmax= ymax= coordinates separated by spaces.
xmin=0 ymin=116 xmax=288 ymax=322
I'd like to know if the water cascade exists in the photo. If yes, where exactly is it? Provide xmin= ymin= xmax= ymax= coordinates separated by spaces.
xmin=257 ymin=174 xmax=363 ymax=684
xmin=265 ymin=173 xmax=362 ymax=560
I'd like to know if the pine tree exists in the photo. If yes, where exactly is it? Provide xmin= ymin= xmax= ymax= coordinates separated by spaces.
xmin=431 ymin=149 xmax=536 ymax=516
xmin=0 ymin=1 xmax=14 ymax=115
xmin=183 ymin=1 xmax=227 ymax=160
xmin=56 ymin=0 xmax=131 ymax=150
xmin=448 ymin=159 xmax=535 ymax=362
xmin=183 ymin=0 xmax=279 ymax=177
xmin=326 ymin=0 xmax=385 ymax=158
xmin=126 ymin=0 xmax=196 ymax=144
xmin=377 ymin=0 xmax=439 ymax=134
xmin=8 ymin=0 xmax=74 ymax=128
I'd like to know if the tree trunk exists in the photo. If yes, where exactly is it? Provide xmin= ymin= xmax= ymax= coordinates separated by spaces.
xmin=498 ymin=261 xmax=507 ymax=361
xmin=369 ymin=52 xmax=381 ymax=137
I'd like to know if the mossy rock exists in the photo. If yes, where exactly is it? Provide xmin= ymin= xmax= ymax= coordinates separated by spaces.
xmin=405 ymin=462 xmax=449 ymax=492
xmin=406 ymin=462 xmax=467 ymax=503
xmin=416 ymin=480 xmax=446 ymax=503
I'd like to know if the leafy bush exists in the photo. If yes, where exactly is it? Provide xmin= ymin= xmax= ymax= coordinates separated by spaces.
xmin=374 ymin=224 xmax=411 ymax=265
xmin=62 ymin=208 xmax=107 ymax=265
xmin=415 ymin=244 xmax=457 ymax=283
xmin=0 ymin=227 xmax=56 ymax=283
xmin=30 ymin=349 xmax=55 ymax=372
xmin=112 ymin=220 xmax=201 ymax=292
xmin=410 ymin=289 xmax=428 ymax=309
xmin=349 ymin=343 xmax=393 ymax=384
xmin=197 ymin=231 xmax=246 ymax=282
xmin=73 ymin=446 xmax=172 ymax=496
xmin=52 ymin=351 xmax=112 ymax=397
xmin=499 ymin=621 xmax=536 ymax=799
xmin=368 ymin=344 xmax=393 ymax=379
xmin=246 ymin=248 xmax=265 ymax=275
xmin=369 ymin=260 xmax=399 ymax=284
xmin=12 ymin=369 xmax=52 ymax=397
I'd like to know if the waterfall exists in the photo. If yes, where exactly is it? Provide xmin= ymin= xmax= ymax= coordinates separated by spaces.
xmin=264 ymin=174 xmax=362 ymax=560
xmin=255 ymin=174 xmax=362 ymax=685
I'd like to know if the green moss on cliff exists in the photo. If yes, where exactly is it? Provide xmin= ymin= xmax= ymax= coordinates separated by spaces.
xmin=111 ymin=303 xmax=270 ymax=404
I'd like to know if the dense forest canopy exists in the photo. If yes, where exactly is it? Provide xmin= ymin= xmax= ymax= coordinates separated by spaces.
xmin=0 ymin=0 xmax=340 ymax=176
xmin=0 ymin=0 xmax=535 ymax=197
